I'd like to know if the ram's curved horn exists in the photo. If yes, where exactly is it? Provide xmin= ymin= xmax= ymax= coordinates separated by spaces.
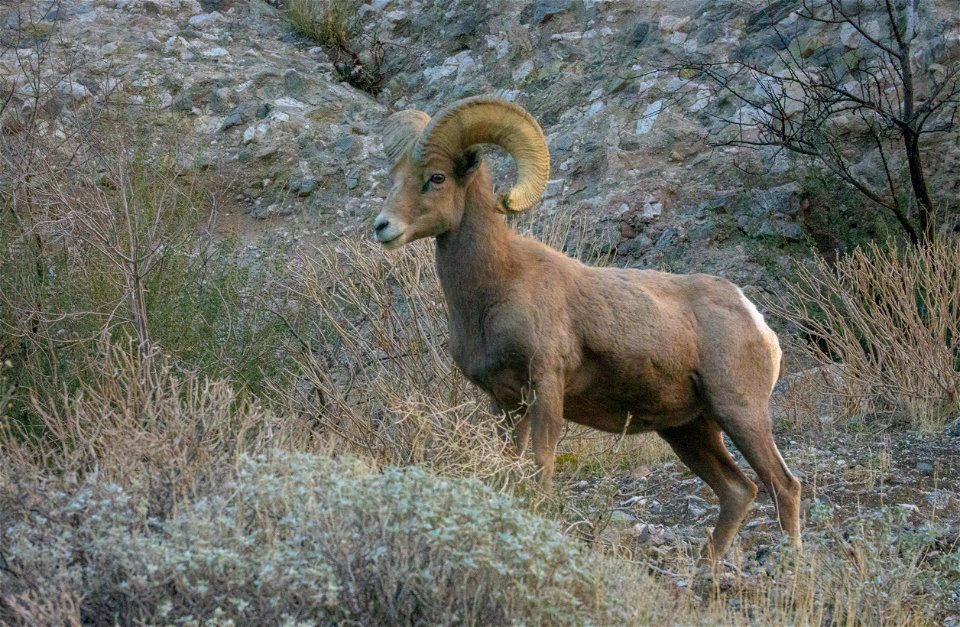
xmin=413 ymin=96 xmax=550 ymax=213
xmin=384 ymin=110 xmax=431 ymax=166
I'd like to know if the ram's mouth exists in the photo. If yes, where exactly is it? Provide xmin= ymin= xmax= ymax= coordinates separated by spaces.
xmin=376 ymin=231 xmax=405 ymax=248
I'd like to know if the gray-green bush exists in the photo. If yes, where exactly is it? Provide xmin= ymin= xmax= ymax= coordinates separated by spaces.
xmin=0 ymin=452 xmax=643 ymax=626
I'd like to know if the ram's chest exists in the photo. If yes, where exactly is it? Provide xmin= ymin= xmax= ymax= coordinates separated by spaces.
xmin=448 ymin=315 xmax=530 ymax=395
xmin=448 ymin=325 xmax=494 ymax=386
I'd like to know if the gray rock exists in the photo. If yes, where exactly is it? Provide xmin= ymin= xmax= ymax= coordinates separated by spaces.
xmin=449 ymin=11 xmax=479 ymax=39
xmin=298 ymin=177 xmax=317 ymax=196
xmin=188 ymin=12 xmax=223 ymax=28
xmin=221 ymin=101 xmax=258 ymax=130
xmin=917 ymin=462 xmax=934 ymax=476
xmin=925 ymin=489 xmax=952 ymax=508
xmin=345 ymin=169 xmax=360 ymax=190
xmin=628 ymin=21 xmax=650 ymax=46
xmin=550 ymin=134 xmax=575 ymax=152
xmin=655 ymin=228 xmax=677 ymax=250
xmin=685 ymin=196 xmax=728 ymax=217
xmin=686 ymin=495 xmax=710 ymax=517
xmin=687 ymin=217 xmax=719 ymax=242
xmin=697 ymin=24 xmax=720 ymax=46
xmin=255 ymin=144 xmax=278 ymax=159
xmin=284 ymin=69 xmax=307 ymax=97
xmin=641 ymin=201 xmax=662 ymax=220
xmin=202 ymin=47 xmax=230 ymax=59
xmin=335 ymin=134 xmax=358 ymax=156
xmin=658 ymin=15 xmax=690 ymax=34
xmin=746 ymin=0 xmax=796 ymax=33
xmin=947 ymin=416 xmax=960 ymax=437
xmin=531 ymin=0 xmax=573 ymax=25
xmin=754 ymin=183 xmax=802 ymax=216
xmin=142 ymin=1 xmax=161 ymax=15
xmin=758 ymin=217 xmax=803 ymax=241
xmin=249 ymin=202 xmax=294 ymax=220
xmin=56 ymin=81 xmax=92 ymax=102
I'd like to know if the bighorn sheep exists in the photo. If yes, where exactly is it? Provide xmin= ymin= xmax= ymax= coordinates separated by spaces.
xmin=373 ymin=96 xmax=801 ymax=560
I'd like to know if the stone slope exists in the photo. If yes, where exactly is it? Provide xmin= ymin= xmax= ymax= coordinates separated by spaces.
xmin=3 ymin=0 xmax=958 ymax=288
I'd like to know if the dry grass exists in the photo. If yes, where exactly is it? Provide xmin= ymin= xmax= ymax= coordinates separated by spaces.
xmin=1 ymin=226 xmax=955 ymax=623
xmin=767 ymin=236 xmax=960 ymax=430
xmin=281 ymin=236 xmax=537 ymax=490
xmin=0 ymin=339 xmax=316 ymax=516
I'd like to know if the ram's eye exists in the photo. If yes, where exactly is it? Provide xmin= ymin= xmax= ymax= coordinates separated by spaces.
xmin=429 ymin=173 xmax=445 ymax=185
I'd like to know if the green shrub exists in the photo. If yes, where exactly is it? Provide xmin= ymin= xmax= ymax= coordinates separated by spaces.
xmin=0 ymin=128 xmax=292 ymax=428
xmin=1 ymin=452 xmax=640 ymax=626
xmin=286 ymin=0 xmax=386 ymax=94
xmin=800 ymin=168 xmax=901 ymax=256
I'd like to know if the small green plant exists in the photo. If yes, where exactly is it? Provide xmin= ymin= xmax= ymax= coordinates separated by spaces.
xmin=800 ymin=168 xmax=900 ymax=256
xmin=286 ymin=0 xmax=387 ymax=94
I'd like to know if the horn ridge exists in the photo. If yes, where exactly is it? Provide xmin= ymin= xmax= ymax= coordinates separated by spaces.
xmin=413 ymin=96 xmax=550 ymax=213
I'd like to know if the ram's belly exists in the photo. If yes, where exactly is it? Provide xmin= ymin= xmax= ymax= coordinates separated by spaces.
xmin=562 ymin=352 xmax=701 ymax=433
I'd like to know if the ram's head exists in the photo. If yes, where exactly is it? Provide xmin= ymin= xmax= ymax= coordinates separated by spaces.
xmin=373 ymin=96 xmax=551 ymax=248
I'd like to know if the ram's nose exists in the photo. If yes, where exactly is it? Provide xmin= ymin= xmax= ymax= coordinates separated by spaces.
xmin=373 ymin=215 xmax=391 ymax=238
xmin=373 ymin=213 xmax=405 ymax=247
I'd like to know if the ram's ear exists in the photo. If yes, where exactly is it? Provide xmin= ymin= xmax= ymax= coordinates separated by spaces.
xmin=454 ymin=146 xmax=482 ymax=181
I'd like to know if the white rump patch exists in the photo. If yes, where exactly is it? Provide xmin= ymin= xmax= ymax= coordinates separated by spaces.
xmin=736 ymin=287 xmax=782 ymax=392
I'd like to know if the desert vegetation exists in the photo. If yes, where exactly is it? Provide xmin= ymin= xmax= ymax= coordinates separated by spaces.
xmin=2 ymin=111 xmax=958 ymax=621
xmin=286 ymin=0 xmax=388 ymax=94
xmin=2 ymin=0 xmax=960 ymax=624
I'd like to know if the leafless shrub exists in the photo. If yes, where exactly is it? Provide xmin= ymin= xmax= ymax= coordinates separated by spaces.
xmin=681 ymin=0 xmax=960 ymax=242
xmin=767 ymin=235 xmax=960 ymax=428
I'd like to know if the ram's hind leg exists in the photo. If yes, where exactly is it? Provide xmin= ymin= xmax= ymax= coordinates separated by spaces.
xmin=658 ymin=417 xmax=758 ymax=563
xmin=712 ymin=405 xmax=802 ymax=545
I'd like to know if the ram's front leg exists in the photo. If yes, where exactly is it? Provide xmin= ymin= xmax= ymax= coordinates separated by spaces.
xmin=527 ymin=372 xmax=565 ymax=493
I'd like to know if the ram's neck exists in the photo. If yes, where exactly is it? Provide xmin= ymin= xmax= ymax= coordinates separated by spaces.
xmin=434 ymin=168 xmax=517 ymax=321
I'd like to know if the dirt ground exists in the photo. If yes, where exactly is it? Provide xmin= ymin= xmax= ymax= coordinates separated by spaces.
xmin=557 ymin=422 xmax=960 ymax=620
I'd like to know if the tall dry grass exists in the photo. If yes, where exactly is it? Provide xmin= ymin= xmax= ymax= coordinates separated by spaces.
xmin=768 ymin=236 xmax=960 ymax=429
xmin=0 ymin=339 xmax=316 ymax=515
xmin=1 ymin=229 xmax=952 ymax=625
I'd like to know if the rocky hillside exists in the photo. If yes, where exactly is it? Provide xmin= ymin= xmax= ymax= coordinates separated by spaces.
xmin=2 ymin=0 xmax=958 ymax=285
